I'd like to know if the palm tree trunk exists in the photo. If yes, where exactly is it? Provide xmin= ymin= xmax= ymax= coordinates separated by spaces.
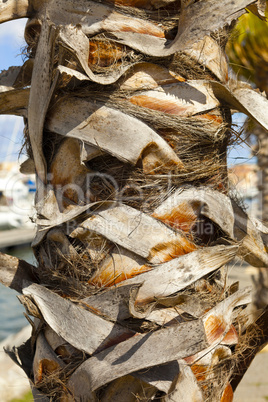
xmin=1 ymin=0 xmax=268 ymax=400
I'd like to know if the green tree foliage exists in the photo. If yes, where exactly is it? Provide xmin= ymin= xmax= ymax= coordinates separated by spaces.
xmin=227 ymin=3 xmax=268 ymax=94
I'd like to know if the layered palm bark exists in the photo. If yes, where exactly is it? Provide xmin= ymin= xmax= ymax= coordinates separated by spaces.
xmin=1 ymin=0 xmax=268 ymax=400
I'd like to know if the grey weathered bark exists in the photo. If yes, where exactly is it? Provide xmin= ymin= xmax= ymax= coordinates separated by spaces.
xmin=0 ymin=0 xmax=268 ymax=400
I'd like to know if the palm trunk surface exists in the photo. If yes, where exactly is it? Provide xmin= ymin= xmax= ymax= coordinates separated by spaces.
xmin=1 ymin=0 xmax=268 ymax=401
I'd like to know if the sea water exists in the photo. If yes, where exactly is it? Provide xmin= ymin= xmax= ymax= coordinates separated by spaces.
xmin=0 ymin=246 xmax=36 ymax=341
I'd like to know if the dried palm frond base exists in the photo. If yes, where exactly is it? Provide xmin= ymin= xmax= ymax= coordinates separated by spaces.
xmin=1 ymin=0 xmax=268 ymax=401
xmin=7 ymin=277 xmax=261 ymax=402
xmin=1 ymin=240 xmax=262 ymax=402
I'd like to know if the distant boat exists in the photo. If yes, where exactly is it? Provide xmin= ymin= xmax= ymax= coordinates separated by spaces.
xmin=0 ymin=168 xmax=35 ymax=230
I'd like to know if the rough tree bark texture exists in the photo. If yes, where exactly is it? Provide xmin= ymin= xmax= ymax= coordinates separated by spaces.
xmin=0 ymin=0 xmax=268 ymax=401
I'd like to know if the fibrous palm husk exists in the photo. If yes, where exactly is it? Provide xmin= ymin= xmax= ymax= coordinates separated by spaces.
xmin=0 ymin=0 xmax=268 ymax=401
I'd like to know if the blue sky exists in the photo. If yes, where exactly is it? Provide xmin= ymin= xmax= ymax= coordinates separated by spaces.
xmin=0 ymin=19 xmax=27 ymax=162
xmin=229 ymin=113 xmax=256 ymax=166
xmin=0 ymin=18 xmax=253 ymax=165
